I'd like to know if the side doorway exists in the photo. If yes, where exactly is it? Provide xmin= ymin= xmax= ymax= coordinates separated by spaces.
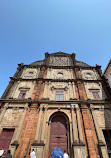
xmin=0 ymin=128 xmax=15 ymax=153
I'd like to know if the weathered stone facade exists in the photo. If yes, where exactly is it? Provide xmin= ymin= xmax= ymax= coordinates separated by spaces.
xmin=103 ymin=59 xmax=111 ymax=88
xmin=0 ymin=52 xmax=111 ymax=158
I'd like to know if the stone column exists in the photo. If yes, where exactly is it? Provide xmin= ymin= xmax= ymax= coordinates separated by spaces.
xmin=47 ymin=82 xmax=49 ymax=99
xmin=68 ymin=82 xmax=72 ymax=99
xmin=71 ymin=104 xmax=78 ymax=143
xmin=43 ymin=82 xmax=47 ymax=98
xmin=75 ymin=104 xmax=83 ymax=143
xmin=34 ymin=105 xmax=43 ymax=142
xmin=69 ymin=121 xmax=73 ymax=145
xmin=11 ymin=103 xmax=28 ymax=157
xmin=10 ymin=146 xmax=17 ymax=157
xmin=41 ymin=106 xmax=47 ymax=142
xmin=71 ymin=104 xmax=81 ymax=158
xmin=36 ymin=146 xmax=44 ymax=158
xmin=72 ymin=82 xmax=75 ymax=98
xmin=90 ymin=105 xmax=109 ymax=158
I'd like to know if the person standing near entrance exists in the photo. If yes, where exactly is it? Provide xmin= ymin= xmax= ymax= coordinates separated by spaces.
xmin=30 ymin=149 xmax=36 ymax=158
xmin=0 ymin=149 xmax=4 ymax=158
xmin=63 ymin=150 xmax=69 ymax=158
xmin=4 ymin=150 xmax=12 ymax=158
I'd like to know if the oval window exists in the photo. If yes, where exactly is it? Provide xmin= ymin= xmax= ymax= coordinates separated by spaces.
xmin=29 ymin=71 xmax=34 ymax=75
xmin=86 ymin=73 xmax=91 ymax=78
xmin=57 ymin=72 xmax=63 ymax=78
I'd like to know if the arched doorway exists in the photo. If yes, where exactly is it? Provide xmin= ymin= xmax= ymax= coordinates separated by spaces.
xmin=48 ymin=114 xmax=68 ymax=158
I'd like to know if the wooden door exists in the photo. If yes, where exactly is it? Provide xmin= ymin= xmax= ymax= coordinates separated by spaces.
xmin=48 ymin=115 xmax=68 ymax=158
xmin=0 ymin=129 xmax=14 ymax=153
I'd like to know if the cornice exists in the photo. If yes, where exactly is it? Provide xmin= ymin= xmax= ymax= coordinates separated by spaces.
xmin=0 ymin=98 xmax=111 ymax=105
xmin=9 ymin=77 xmax=103 ymax=83
xmin=21 ymin=64 xmax=98 ymax=70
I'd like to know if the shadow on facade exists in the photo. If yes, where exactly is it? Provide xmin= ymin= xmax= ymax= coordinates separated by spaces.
xmin=96 ymin=83 xmax=111 ymax=157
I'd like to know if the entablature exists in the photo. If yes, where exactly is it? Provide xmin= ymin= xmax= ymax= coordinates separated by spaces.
xmin=9 ymin=77 xmax=103 ymax=83
xmin=0 ymin=98 xmax=111 ymax=105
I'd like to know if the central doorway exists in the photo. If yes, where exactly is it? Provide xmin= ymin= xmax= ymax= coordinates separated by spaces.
xmin=48 ymin=114 xmax=68 ymax=158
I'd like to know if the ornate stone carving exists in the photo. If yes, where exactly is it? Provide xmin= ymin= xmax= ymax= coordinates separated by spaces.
xmin=49 ymin=56 xmax=70 ymax=66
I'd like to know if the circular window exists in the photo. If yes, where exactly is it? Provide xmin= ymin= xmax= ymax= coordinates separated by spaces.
xmin=57 ymin=72 xmax=63 ymax=78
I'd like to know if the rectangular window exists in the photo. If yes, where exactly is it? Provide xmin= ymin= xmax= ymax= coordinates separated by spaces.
xmin=18 ymin=90 xmax=26 ymax=99
xmin=92 ymin=91 xmax=100 ymax=100
xmin=56 ymin=91 xmax=64 ymax=101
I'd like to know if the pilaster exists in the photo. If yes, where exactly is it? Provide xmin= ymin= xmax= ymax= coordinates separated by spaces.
xmin=75 ymin=104 xmax=84 ymax=143
xmin=81 ymin=104 xmax=99 ymax=158
xmin=72 ymin=82 xmax=75 ymax=99
xmin=11 ymin=103 xmax=28 ymax=156
xmin=34 ymin=104 xmax=43 ymax=142
xmin=31 ymin=104 xmax=45 ymax=158
xmin=71 ymin=104 xmax=78 ymax=143
xmin=40 ymin=105 xmax=48 ymax=142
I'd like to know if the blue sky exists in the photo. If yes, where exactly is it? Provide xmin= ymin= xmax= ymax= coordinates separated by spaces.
xmin=0 ymin=0 xmax=111 ymax=97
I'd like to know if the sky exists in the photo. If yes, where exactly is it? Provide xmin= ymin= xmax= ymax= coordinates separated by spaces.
xmin=0 ymin=0 xmax=111 ymax=97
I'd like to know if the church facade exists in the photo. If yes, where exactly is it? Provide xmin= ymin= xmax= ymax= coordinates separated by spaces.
xmin=0 ymin=52 xmax=111 ymax=158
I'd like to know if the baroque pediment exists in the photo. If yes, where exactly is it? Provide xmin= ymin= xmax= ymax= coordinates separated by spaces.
xmin=50 ymin=51 xmax=71 ymax=56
